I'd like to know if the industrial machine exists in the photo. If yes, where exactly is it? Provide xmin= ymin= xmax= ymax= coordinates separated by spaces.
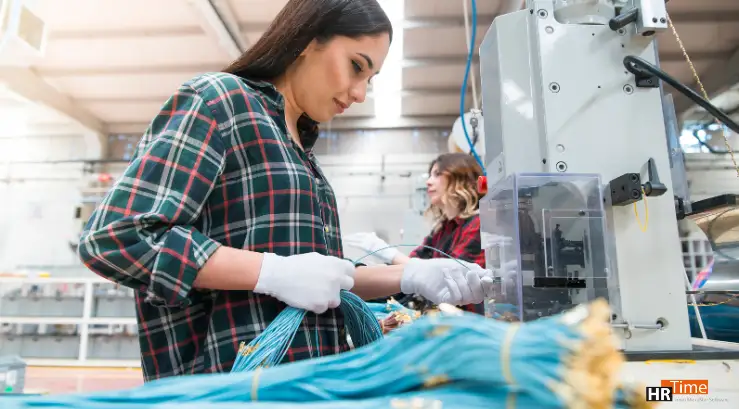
xmin=477 ymin=1 xmax=739 ymax=405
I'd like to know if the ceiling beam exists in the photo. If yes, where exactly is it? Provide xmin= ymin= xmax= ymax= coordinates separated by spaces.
xmin=0 ymin=68 xmax=107 ymax=156
xmin=78 ymin=87 xmax=473 ymax=106
xmin=35 ymin=50 xmax=723 ymax=78
xmin=46 ymin=9 xmax=739 ymax=41
xmin=108 ymin=115 xmax=459 ymax=135
xmin=187 ymin=0 xmax=246 ymax=59
xmin=0 ymin=68 xmax=104 ymax=133
xmin=673 ymin=46 xmax=739 ymax=115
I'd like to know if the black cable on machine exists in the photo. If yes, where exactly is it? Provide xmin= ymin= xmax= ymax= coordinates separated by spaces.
xmin=691 ymin=130 xmax=729 ymax=155
xmin=622 ymin=56 xmax=739 ymax=134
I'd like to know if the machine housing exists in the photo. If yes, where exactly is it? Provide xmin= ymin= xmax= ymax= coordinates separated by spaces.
xmin=481 ymin=173 xmax=620 ymax=324
xmin=479 ymin=1 xmax=691 ymax=351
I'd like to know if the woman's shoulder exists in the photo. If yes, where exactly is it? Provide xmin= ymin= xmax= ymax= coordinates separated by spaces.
xmin=178 ymin=72 xmax=279 ymax=114
xmin=457 ymin=214 xmax=481 ymax=231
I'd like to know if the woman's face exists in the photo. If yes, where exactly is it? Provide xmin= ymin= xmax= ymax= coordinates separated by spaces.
xmin=292 ymin=34 xmax=390 ymax=122
xmin=426 ymin=164 xmax=448 ymax=207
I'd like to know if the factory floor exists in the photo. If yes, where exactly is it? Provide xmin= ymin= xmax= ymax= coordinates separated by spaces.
xmin=25 ymin=367 xmax=143 ymax=394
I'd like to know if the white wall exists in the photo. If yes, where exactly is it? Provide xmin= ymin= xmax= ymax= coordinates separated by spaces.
xmin=684 ymin=153 xmax=739 ymax=201
xmin=0 ymin=134 xmax=90 ymax=271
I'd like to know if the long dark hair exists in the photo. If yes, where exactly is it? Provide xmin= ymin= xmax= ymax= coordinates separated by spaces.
xmin=223 ymin=0 xmax=393 ymax=136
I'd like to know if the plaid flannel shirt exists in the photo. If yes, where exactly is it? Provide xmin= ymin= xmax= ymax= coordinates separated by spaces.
xmin=410 ymin=215 xmax=486 ymax=314
xmin=79 ymin=72 xmax=349 ymax=381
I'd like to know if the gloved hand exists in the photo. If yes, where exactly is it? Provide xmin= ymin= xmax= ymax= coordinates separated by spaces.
xmin=400 ymin=258 xmax=495 ymax=306
xmin=254 ymin=252 xmax=355 ymax=314
xmin=343 ymin=232 xmax=399 ymax=264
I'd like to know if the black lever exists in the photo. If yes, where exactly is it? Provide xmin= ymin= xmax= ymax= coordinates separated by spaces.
xmin=643 ymin=158 xmax=667 ymax=197
xmin=609 ymin=8 xmax=639 ymax=31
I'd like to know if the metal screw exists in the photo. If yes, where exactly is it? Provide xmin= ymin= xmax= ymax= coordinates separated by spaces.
xmin=623 ymin=84 xmax=634 ymax=94
xmin=617 ymin=28 xmax=626 ymax=36
xmin=652 ymin=17 xmax=658 ymax=23
xmin=549 ymin=82 xmax=560 ymax=93
xmin=555 ymin=161 xmax=567 ymax=172
xmin=545 ymin=26 xmax=554 ymax=34
xmin=660 ymin=17 xmax=666 ymax=23
xmin=537 ymin=9 xmax=548 ymax=18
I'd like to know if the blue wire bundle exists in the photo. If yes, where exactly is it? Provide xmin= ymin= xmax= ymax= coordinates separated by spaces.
xmin=688 ymin=303 xmax=739 ymax=343
xmin=4 ymin=299 xmax=654 ymax=409
xmin=232 ymin=244 xmax=469 ymax=372
xmin=232 ymin=290 xmax=382 ymax=372
xmin=2 ymin=385 xmax=648 ymax=409
xmin=366 ymin=299 xmax=419 ymax=321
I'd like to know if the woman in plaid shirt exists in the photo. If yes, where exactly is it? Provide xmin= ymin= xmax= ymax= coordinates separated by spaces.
xmin=78 ymin=0 xmax=495 ymax=381
xmin=345 ymin=153 xmax=488 ymax=314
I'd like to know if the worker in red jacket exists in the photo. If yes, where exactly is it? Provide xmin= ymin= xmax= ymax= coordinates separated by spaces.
xmin=345 ymin=153 xmax=487 ymax=314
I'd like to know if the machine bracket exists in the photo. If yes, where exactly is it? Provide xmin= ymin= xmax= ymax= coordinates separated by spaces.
xmin=609 ymin=0 xmax=670 ymax=37
xmin=608 ymin=158 xmax=667 ymax=206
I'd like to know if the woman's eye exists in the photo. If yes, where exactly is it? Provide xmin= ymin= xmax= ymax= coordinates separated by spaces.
xmin=352 ymin=61 xmax=363 ymax=74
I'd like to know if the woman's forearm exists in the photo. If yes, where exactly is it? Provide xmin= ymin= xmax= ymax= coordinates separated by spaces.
xmin=351 ymin=264 xmax=404 ymax=300
xmin=391 ymin=253 xmax=411 ymax=265
xmin=195 ymin=248 xmax=407 ymax=298
xmin=194 ymin=246 xmax=264 ymax=291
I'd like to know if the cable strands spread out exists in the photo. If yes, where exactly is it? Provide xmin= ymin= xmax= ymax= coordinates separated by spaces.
xmin=4 ymin=300 xmax=655 ymax=409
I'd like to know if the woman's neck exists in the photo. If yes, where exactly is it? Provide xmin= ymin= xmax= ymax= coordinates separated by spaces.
xmin=442 ymin=205 xmax=459 ymax=221
xmin=273 ymin=78 xmax=303 ymax=149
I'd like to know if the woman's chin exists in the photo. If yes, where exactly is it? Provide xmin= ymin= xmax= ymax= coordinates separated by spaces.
xmin=428 ymin=197 xmax=442 ymax=207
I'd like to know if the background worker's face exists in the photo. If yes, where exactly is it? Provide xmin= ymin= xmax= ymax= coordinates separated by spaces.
xmin=426 ymin=164 xmax=448 ymax=207
xmin=291 ymin=34 xmax=390 ymax=122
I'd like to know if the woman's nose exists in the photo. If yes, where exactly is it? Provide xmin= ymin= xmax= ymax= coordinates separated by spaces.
xmin=349 ymin=82 xmax=367 ymax=104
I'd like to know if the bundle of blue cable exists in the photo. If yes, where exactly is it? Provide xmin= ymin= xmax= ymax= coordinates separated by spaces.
xmin=688 ymin=303 xmax=739 ymax=343
xmin=5 ymin=299 xmax=654 ymax=409
xmin=232 ymin=290 xmax=383 ymax=372
xmin=366 ymin=299 xmax=420 ymax=320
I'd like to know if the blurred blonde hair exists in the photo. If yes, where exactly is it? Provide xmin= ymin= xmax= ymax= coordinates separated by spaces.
xmin=426 ymin=153 xmax=483 ymax=231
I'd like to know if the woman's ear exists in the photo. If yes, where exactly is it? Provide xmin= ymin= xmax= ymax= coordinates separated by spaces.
xmin=300 ymin=39 xmax=319 ymax=57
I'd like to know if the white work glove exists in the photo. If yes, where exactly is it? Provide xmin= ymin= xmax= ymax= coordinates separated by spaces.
xmin=343 ymin=232 xmax=399 ymax=264
xmin=254 ymin=252 xmax=355 ymax=314
xmin=400 ymin=258 xmax=495 ymax=306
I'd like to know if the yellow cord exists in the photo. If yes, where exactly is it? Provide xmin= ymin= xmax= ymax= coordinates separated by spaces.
xmin=690 ymin=293 xmax=738 ymax=307
xmin=501 ymin=323 xmax=520 ymax=387
xmin=251 ymin=366 xmax=263 ymax=401
xmin=667 ymin=16 xmax=739 ymax=177
xmin=506 ymin=391 xmax=518 ymax=409
xmin=633 ymin=188 xmax=649 ymax=232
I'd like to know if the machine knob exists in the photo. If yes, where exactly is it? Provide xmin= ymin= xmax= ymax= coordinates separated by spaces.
xmin=477 ymin=176 xmax=488 ymax=195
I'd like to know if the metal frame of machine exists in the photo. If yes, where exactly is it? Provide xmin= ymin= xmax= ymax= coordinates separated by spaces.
xmin=477 ymin=2 xmax=739 ymax=405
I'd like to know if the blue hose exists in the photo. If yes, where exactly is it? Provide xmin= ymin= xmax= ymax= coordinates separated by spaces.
xmin=461 ymin=0 xmax=485 ymax=172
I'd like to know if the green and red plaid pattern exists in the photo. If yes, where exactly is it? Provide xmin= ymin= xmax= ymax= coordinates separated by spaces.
xmin=410 ymin=215 xmax=486 ymax=314
xmin=79 ymin=73 xmax=349 ymax=381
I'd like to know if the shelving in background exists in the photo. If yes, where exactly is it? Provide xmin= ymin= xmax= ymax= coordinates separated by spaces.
xmin=0 ymin=276 xmax=140 ymax=367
